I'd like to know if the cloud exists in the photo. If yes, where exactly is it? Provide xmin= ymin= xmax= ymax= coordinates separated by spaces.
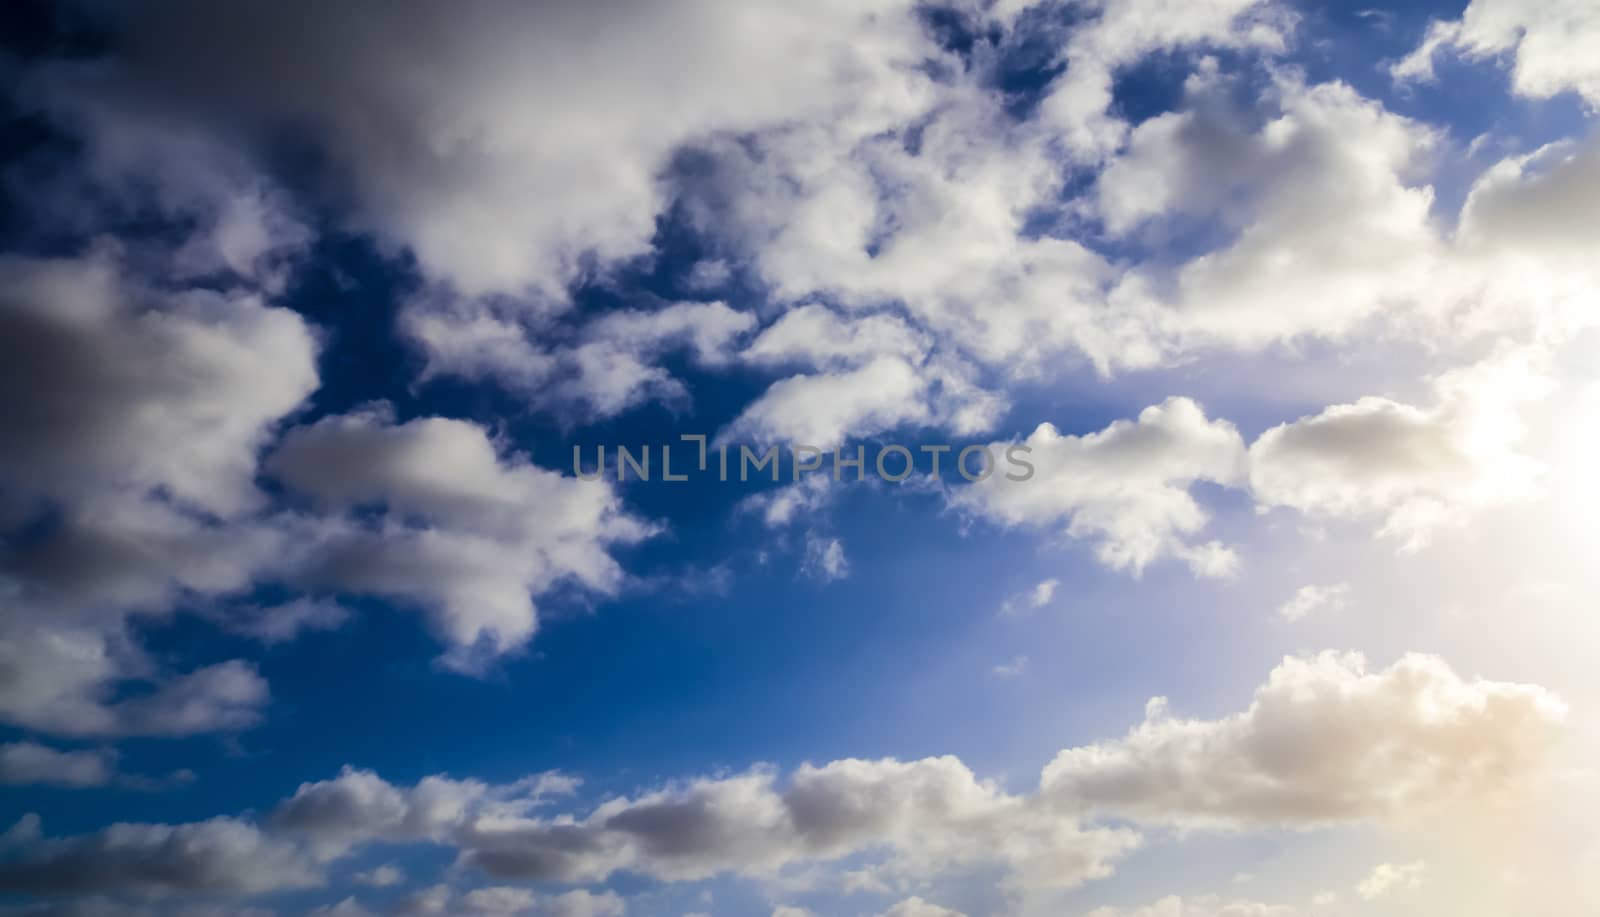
xmin=1086 ymin=896 xmax=1308 ymax=917
xmin=993 ymin=656 xmax=1029 ymax=678
xmin=0 ymin=743 xmax=116 ymax=789
xmin=277 ymin=757 xmax=1135 ymax=893
xmin=1000 ymin=579 xmax=1060 ymax=616
xmin=1394 ymin=0 xmax=1600 ymax=107
xmin=267 ymin=404 xmax=653 ymax=668
xmin=0 ymin=249 xmax=317 ymax=519
xmin=0 ymin=817 xmax=319 ymax=897
xmin=98 ymin=0 xmax=944 ymax=300
xmin=212 ymin=598 xmax=350 ymax=646
xmin=1275 ymin=584 xmax=1349 ymax=623
xmin=720 ymin=358 xmax=933 ymax=450
xmin=800 ymin=534 xmax=850 ymax=583
xmin=1101 ymin=74 xmax=1445 ymax=352
xmin=1041 ymin=651 xmax=1566 ymax=828
xmin=738 ymin=476 xmax=837 ymax=529
xmin=952 ymin=398 xmax=1246 ymax=577
xmin=1026 ymin=0 xmax=1290 ymax=160
xmin=404 ymin=300 xmax=757 ymax=421
xmin=0 ymin=245 xmax=316 ymax=739
xmin=0 ymin=623 xmax=269 ymax=739
xmin=876 ymin=900 xmax=967 ymax=917
xmin=0 ymin=650 xmax=1565 ymax=906
xmin=351 ymin=864 xmax=402 ymax=888
xmin=1356 ymin=861 xmax=1426 ymax=900
xmin=1249 ymin=348 xmax=1549 ymax=549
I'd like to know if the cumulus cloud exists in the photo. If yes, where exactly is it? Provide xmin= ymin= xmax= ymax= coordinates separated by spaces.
xmin=0 ymin=246 xmax=314 ymax=738
xmin=1041 ymin=651 xmax=1567 ymax=827
xmin=109 ymin=0 xmax=944 ymax=300
xmin=952 ymin=398 xmax=1246 ymax=577
xmin=0 ymin=249 xmax=317 ymax=519
xmin=1275 ymin=584 xmax=1349 ymax=622
xmin=0 ymin=816 xmax=319 ymax=897
xmin=1355 ymin=861 xmax=1426 ymax=900
xmin=271 ymin=758 xmax=1134 ymax=894
xmin=1102 ymin=74 xmax=1445 ymax=351
xmin=0 ymin=743 xmax=116 ymax=789
xmin=1026 ymin=0 xmax=1290 ymax=159
xmin=1086 ymin=896 xmax=1309 ymax=917
xmin=799 ymin=534 xmax=850 ymax=583
xmin=720 ymin=358 xmax=934 ymax=450
xmin=0 ymin=650 xmax=1566 ymax=906
xmin=875 ymin=899 xmax=967 ymax=917
xmin=0 ymin=624 xmax=269 ymax=739
xmin=267 ymin=404 xmax=652 ymax=668
xmin=1394 ymin=0 xmax=1600 ymax=107
xmin=405 ymin=299 xmax=757 ymax=421
xmin=385 ymin=885 xmax=623 ymax=917
xmin=1249 ymin=348 xmax=1549 ymax=549
xmin=1000 ymin=579 xmax=1060 ymax=616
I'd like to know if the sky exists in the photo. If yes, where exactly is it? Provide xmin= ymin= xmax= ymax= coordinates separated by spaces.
xmin=0 ymin=1 xmax=1598 ymax=915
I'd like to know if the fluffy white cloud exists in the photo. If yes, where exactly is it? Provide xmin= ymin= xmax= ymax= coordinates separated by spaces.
xmin=267 ymin=405 xmax=652 ymax=668
xmin=274 ymin=757 xmax=1134 ymax=894
xmin=0 ymin=816 xmax=318 ymax=897
xmin=0 ymin=623 xmax=269 ymax=739
xmin=1102 ymin=75 xmax=1446 ymax=352
xmin=1000 ymin=579 xmax=1060 ymax=616
xmin=387 ymin=885 xmax=624 ymax=917
xmin=0 ymin=743 xmax=116 ymax=789
xmin=1249 ymin=349 xmax=1548 ymax=549
xmin=952 ymin=398 xmax=1246 ymax=577
xmin=1395 ymin=0 xmax=1600 ymax=107
xmin=721 ymin=358 xmax=935 ymax=449
xmin=876 ymin=899 xmax=967 ymax=917
xmin=1356 ymin=861 xmax=1426 ymax=900
xmin=0 ymin=650 xmax=1566 ymax=905
xmin=0 ymin=250 xmax=317 ymax=519
xmin=0 ymin=248 xmax=314 ymax=738
xmin=112 ymin=0 xmax=944 ymax=300
xmin=1021 ymin=0 xmax=1289 ymax=159
xmin=1086 ymin=896 xmax=1307 ymax=917
xmin=1275 ymin=584 xmax=1349 ymax=623
xmin=1041 ymin=652 xmax=1566 ymax=827
xmin=405 ymin=300 xmax=756 ymax=420
xmin=800 ymin=534 xmax=850 ymax=583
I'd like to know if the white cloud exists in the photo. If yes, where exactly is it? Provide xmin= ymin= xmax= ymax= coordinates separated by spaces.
xmin=0 ymin=816 xmax=319 ymax=897
xmin=1275 ymin=584 xmax=1350 ymax=622
xmin=1041 ymin=652 xmax=1566 ymax=828
xmin=267 ymin=404 xmax=652 ymax=668
xmin=0 ymin=743 xmax=116 ymax=789
xmin=876 ymin=898 xmax=967 ymax=917
xmin=720 ymin=357 xmax=933 ymax=450
xmin=0 ymin=250 xmax=318 ymax=519
xmin=1394 ymin=0 xmax=1600 ymax=107
xmin=1086 ymin=895 xmax=1307 ymax=917
xmin=952 ymin=398 xmax=1246 ymax=577
xmin=993 ymin=656 xmax=1030 ymax=678
xmin=296 ymin=757 xmax=1135 ymax=893
xmin=1000 ymin=578 xmax=1061 ymax=616
xmin=1102 ymin=75 xmax=1446 ymax=352
xmin=351 ymin=864 xmax=402 ymax=888
xmin=800 ymin=534 xmax=850 ymax=583
xmin=1356 ymin=861 xmax=1426 ymax=900
xmin=1029 ymin=0 xmax=1290 ymax=160
xmin=110 ymin=1 xmax=945 ymax=300
xmin=405 ymin=300 xmax=756 ymax=420
xmin=0 ymin=651 xmax=1565 ymax=905
xmin=1249 ymin=348 xmax=1549 ymax=550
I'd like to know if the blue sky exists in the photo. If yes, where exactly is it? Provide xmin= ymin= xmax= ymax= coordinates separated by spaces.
xmin=2 ymin=2 xmax=1599 ymax=916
